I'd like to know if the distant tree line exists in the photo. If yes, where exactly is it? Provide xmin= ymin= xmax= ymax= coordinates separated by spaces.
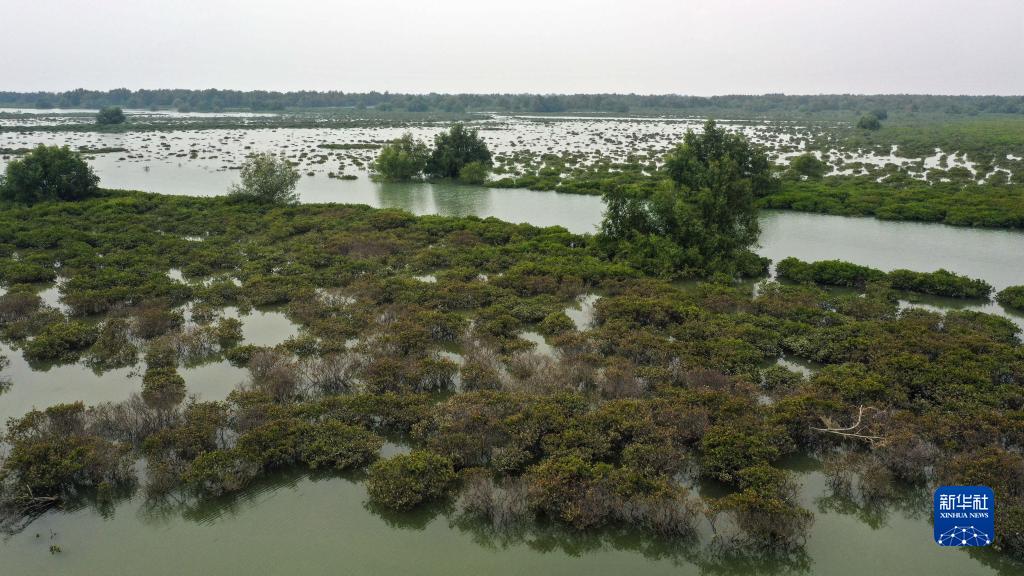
xmin=3 ymin=89 xmax=1024 ymax=116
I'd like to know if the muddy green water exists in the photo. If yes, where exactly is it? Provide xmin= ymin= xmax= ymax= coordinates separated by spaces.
xmin=2 ymin=463 xmax=1015 ymax=576
xmin=3 ymin=167 xmax=1024 ymax=574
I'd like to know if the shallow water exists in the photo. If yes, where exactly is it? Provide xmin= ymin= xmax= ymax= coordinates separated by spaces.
xmin=3 ymin=120 xmax=1024 ymax=574
xmin=1 ymin=461 xmax=1013 ymax=576
xmin=0 ymin=305 xmax=297 ymax=425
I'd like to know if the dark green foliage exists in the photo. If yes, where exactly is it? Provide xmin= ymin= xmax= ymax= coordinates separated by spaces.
xmin=228 ymin=153 xmax=301 ymax=204
xmin=181 ymin=416 xmax=383 ymax=496
xmin=856 ymin=113 xmax=882 ymax=130
xmin=95 ymin=107 xmax=126 ymax=125
xmin=295 ymin=421 xmax=383 ymax=470
xmin=786 ymin=153 xmax=828 ymax=179
xmin=458 ymin=161 xmax=489 ymax=185
xmin=776 ymin=257 xmax=886 ymax=287
xmin=777 ymin=257 xmax=992 ymax=298
xmin=700 ymin=421 xmax=788 ymax=482
xmin=141 ymin=366 xmax=187 ymax=410
xmin=371 ymin=133 xmax=429 ymax=181
xmin=426 ymin=124 xmax=492 ymax=179
xmin=997 ymin=285 xmax=1024 ymax=311
xmin=710 ymin=464 xmax=813 ymax=551
xmin=181 ymin=449 xmax=258 ymax=496
xmin=887 ymin=268 xmax=992 ymax=298
xmin=0 ymin=353 xmax=9 ymax=391
xmin=88 ymin=317 xmax=138 ymax=370
xmin=23 ymin=320 xmax=99 ymax=363
xmin=525 ymin=454 xmax=698 ymax=534
xmin=539 ymin=310 xmax=575 ymax=336
xmin=0 ymin=193 xmax=1021 ymax=560
xmin=366 ymin=450 xmax=456 ymax=510
xmin=663 ymin=120 xmax=779 ymax=199
xmin=761 ymin=178 xmax=1024 ymax=229
xmin=0 ymin=145 xmax=99 ymax=204
xmin=1 ymin=403 xmax=133 ymax=504
xmin=941 ymin=447 xmax=1024 ymax=559
xmin=598 ymin=120 xmax=777 ymax=277
xmin=0 ymin=261 xmax=57 ymax=284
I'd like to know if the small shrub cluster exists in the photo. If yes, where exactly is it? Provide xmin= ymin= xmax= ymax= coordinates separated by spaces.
xmin=777 ymin=257 xmax=992 ymax=298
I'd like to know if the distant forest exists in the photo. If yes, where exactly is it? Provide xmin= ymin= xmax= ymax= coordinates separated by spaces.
xmin=2 ymin=89 xmax=1024 ymax=116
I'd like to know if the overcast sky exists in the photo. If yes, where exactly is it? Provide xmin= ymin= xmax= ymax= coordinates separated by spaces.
xmin=3 ymin=0 xmax=1022 ymax=95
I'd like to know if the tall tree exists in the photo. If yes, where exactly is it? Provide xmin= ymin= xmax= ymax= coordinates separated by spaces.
xmin=598 ymin=120 xmax=776 ymax=276
xmin=426 ymin=124 xmax=492 ymax=179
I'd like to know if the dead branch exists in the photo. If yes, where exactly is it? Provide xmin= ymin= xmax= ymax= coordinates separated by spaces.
xmin=811 ymin=405 xmax=885 ymax=443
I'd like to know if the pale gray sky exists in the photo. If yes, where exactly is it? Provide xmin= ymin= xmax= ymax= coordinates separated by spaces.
xmin=3 ymin=0 xmax=1022 ymax=95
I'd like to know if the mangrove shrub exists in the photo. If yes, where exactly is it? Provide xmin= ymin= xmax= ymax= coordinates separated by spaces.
xmin=0 ymin=145 xmax=99 ymax=204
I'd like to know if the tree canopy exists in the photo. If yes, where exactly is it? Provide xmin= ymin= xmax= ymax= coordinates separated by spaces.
xmin=856 ymin=113 xmax=882 ymax=130
xmin=228 ymin=153 xmax=301 ymax=204
xmin=96 ymin=106 xmax=126 ymax=125
xmin=787 ymin=153 xmax=828 ymax=179
xmin=598 ymin=120 xmax=776 ymax=277
xmin=0 ymin=145 xmax=100 ymax=204
xmin=371 ymin=133 xmax=430 ymax=181
xmin=426 ymin=124 xmax=492 ymax=178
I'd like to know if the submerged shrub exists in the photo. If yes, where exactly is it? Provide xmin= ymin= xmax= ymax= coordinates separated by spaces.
xmin=700 ymin=421 xmax=787 ymax=483
xmin=0 ymin=290 xmax=42 ymax=324
xmin=88 ymin=317 xmax=138 ymax=370
xmin=23 ymin=319 xmax=99 ymax=363
xmin=539 ymin=310 xmax=575 ymax=336
xmin=776 ymin=257 xmax=884 ymax=287
xmin=526 ymin=454 xmax=698 ymax=535
xmin=182 ymin=449 xmax=259 ymax=496
xmin=458 ymin=471 xmax=531 ymax=531
xmin=887 ymin=268 xmax=992 ymax=298
xmin=296 ymin=421 xmax=383 ymax=470
xmin=141 ymin=366 xmax=187 ymax=411
xmin=0 ymin=353 xmax=10 ymax=392
xmin=131 ymin=300 xmax=183 ymax=339
xmin=709 ymin=464 xmax=813 ymax=552
xmin=997 ymin=285 xmax=1024 ymax=311
xmin=1 ymin=403 xmax=134 ymax=506
xmin=366 ymin=451 xmax=456 ymax=511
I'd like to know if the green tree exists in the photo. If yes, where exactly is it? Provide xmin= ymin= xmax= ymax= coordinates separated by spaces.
xmin=597 ymin=120 xmax=776 ymax=276
xmin=787 ymin=153 xmax=828 ymax=179
xmin=371 ymin=133 xmax=429 ymax=181
xmin=96 ymin=106 xmax=126 ymax=125
xmin=229 ymin=153 xmax=301 ymax=204
xmin=0 ymin=145 xmax=99 ymax=204
xmin=857 ymin=113 xmax=882 ymax=130
xmin=426 ymin=124 xmax=492 ymax=179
